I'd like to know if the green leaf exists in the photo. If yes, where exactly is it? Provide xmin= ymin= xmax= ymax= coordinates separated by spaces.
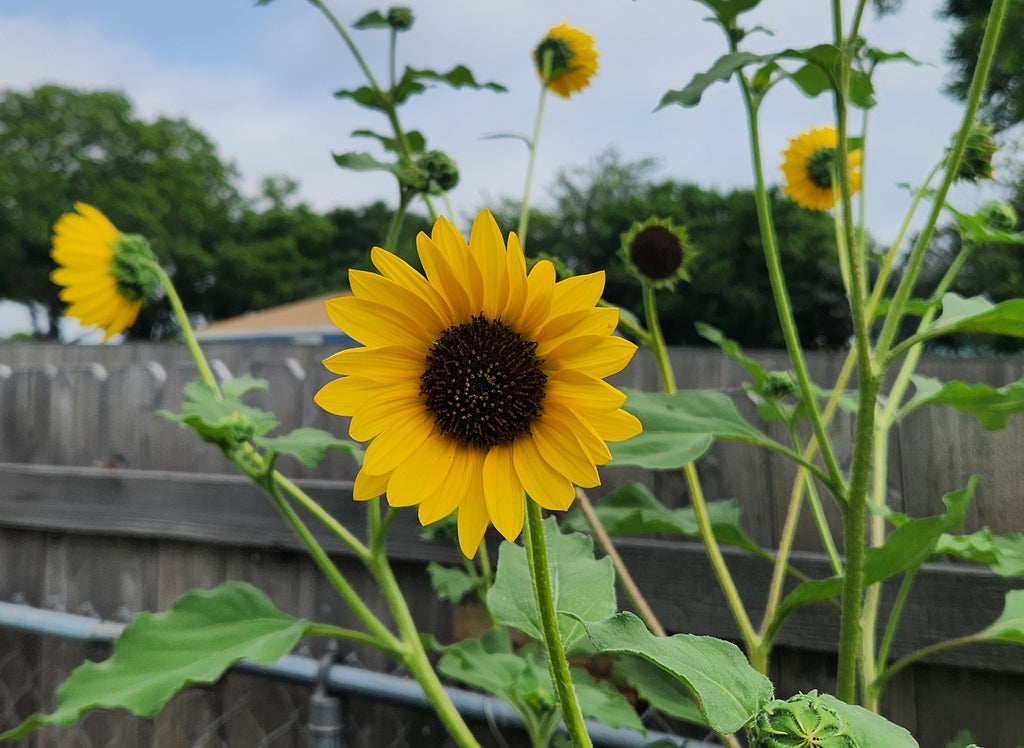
xmin=658 ymin=52 xmax=765 ymax=109
xmin=946 ymin=203 xmax=1024 ymax=246
xmin=333 ymin=85 xmax=389 ymax=111
xmin=488 ymin=518 xmax=616 ymax=650
xmin=775 ymin=479 xmax=976 ymax=628
xmin=815 ymin=694 xmax=920 ymax=748
xmin=581 ymin=612 xmax=773 ymax=734
xmin=905 ymin=373 xmax=1024 ymax=431
xmin=610 ymin=388 xmax=773 ymax=470
xmin=979 ymin=590 xmax=1024 ymax=645
xmin=352 ymin=10 xmax=390 ymax=29
xmin=691 ymin=0 xmax=761 ymax=26
xmin=613 ymin=655 xmax=707 ymax=726
xmin=0 ymin=583 xmax=308 ymax=740
xmin=254 ymin=427 xmax=362 ymax=468
xmin=924 ymin=293 xmax=1024 ymax=341
xmin=427 ymin=563 xmax=480 ymax=605
xmin=351 ymin=128 xmax=426 ymax=155
xmin=936 ymin=528 xmax=1024 ymax=577
xmin=564 ymin=482 xmax=766 ymax=557
xmin=570 ymin=669 xmax=645 ymax=735
xmin=158 ymin=380 xmax=278 ymax=448
xmin=391 ymin=65 xmax=506 ymax=107
xmin=331 ymin=151 xmax=400 ymax=175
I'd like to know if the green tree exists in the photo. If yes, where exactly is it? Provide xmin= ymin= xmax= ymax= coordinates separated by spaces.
xmin=0 ymin=84 xmax=240 ymax=339
xmin=498 ymin=150 xmax=849 ymax=348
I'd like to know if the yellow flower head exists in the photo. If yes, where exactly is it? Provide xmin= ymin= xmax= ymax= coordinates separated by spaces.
xmin=51 ymin=203 xmax=159 ymax=342
xmin=779 ymin=127 xmax=862 ymax=211
xmin=533 ymin=23 xmax=598 ymax=99
xmin=315 ymin=210 xmax=641 ymax=557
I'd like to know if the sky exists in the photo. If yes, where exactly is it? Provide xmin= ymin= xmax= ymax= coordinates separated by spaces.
xmin=0 ymin=0 xmax=1009 ymax=336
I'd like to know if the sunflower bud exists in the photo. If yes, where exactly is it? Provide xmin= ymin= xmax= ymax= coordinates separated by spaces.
xmin=980 ymin=201 xmax=1017 ymax=231
xmin=533 ymin=23 xmax=598 ymax=99
xmin=386 ymin=6 xmax=413 ymax=31
xmin=619 ymin=216 xmax=694 ymax=290
xmin=416 ymin=150 xmax=460 ymax=194
xmin=110 ymin=233 xmax=161 ymax=302
xmin=954 ymin=122 xmax=997 ymax=183
xmin=748 ymin=691 xmax=856 ymax=748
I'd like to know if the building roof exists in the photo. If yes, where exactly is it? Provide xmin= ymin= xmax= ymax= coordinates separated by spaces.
xmin=195 ymin=291 xmax=354 ymax=345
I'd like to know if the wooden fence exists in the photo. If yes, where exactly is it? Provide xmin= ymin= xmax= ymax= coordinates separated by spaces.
xmin=0 ymin=341 xmax=1022 ymax=747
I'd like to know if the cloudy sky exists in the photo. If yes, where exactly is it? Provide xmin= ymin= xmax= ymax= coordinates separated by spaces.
xmin=0 ymin=0 xmax=1006 ymax=334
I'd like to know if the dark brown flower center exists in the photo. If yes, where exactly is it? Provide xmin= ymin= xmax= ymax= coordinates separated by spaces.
xmin=420 ymin=315 xmax=547 ymax=449
xmin=630 ymin=226 xmax=683 ymax=280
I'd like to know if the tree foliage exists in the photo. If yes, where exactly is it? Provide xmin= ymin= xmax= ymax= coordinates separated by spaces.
xmin=496 ymin=150 xmax=850 ymax=348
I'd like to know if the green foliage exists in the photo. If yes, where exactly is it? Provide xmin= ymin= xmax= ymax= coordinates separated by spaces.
xmin=581 ymin=611 xmax=774 ymax=734
xmin=0 ymin=583 xmax=308 ymax=741
xmin=906 ymin=373 xmax=1024 ymax=431
xmin=427 ymin=562 xmax=481 ymax=604
xmin=488 ymin=519 xmax=616 ymax=650
xmin=936 ymin=528 xmax=1024 ymax=577
xmin=977 ymin=589 xmax=1024 ymax=646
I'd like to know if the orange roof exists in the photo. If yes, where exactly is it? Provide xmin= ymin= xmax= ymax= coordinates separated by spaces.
xmin=195 ymin=292 xmax=352 ymax=343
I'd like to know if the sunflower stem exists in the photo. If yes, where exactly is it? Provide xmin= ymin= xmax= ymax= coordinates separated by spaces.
xmin=523 ymin=501 xmax=593 ymax=747
xmin=518 ymin=53 xmax=552 ymax=248
xmin=153 ymin=264 xmax=219 ymax=396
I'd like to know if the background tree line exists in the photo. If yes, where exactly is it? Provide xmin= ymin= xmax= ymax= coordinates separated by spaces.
xmin=1 ymin=2 xmax=1021 ymax=348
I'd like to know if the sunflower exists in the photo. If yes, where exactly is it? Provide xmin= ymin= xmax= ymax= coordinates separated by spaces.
xmin=619 ymin=216 xmax=694 ymax=290
xmin=533 ymin=23 xmax=598 ymax=99
xmin=780 ymin=127 xmax=862 ymax=211
xmin=315 ymin=210 xmax=641 ymax=557
xmin=51 ymin=203 xmax=159 ymax=342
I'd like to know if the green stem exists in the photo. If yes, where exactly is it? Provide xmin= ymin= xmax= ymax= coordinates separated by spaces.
xmin=523 ymin=501 xmax=592 ymax=747
xmin=874 ymin=0 xmax=1009 ymax=358
xmin=867 ymin=568 xmax=917 ymax=709
xmin=739 ymin=79 xmax=846 ymax=497
xmin=305 ymin=623 xmax=398 ymax=653
xmin=370 ymin=551 xmax=483 ymax=748
xmin=875 ymin=633 xmax=982 ymax=688
xmin=275 ymin=471 xmax=372 ymax=561
xmin=384 ymin=192 xmax=411 ymax=252
xmin=518 ymin=54 xmax=551 ymax=247
xmin=153 ymin=265 xmax=218 ymax=394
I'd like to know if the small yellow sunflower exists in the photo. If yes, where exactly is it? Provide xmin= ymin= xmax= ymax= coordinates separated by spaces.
xmin=533 ymin=23 xmax=598 ymax=99
xmin=51 ymin=202 xmax=158 ymax=342
xmin=315 ymin=209 xmax=641 ymax=557
xmin=780 ymin=127 xmax=862 ymax=211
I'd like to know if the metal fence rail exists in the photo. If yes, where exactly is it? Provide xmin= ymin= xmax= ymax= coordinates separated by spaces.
xmin=0 ymin=600 xmax=716 ymax=748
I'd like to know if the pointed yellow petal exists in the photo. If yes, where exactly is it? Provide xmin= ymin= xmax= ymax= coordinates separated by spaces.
xmin=417 ymin=233 xmax=472 ymax=321
xmin=536 ymin=307 xmax=619 ymax=357
xmin=518 ymin=260 xmax=555 ymax=332
xmin=354 ymin=469 xmax=390 ymax=501
xmin=362 ymin=409 xmax=435 ymax=474
xmin=348 ymin=269 xmax=445 ymax=335
xmin=500 ymin=232 xmax=529 ymax=325
xmin=457 ymin=454 xmax=489 ymax=558
xmin=544 ymin=401 xmax=612 ymax=464
xmin=545 ymin=368 xmax=627 ymax=412
xmin=418 ymin=447 xmax=475 ymax=525
xmin=322 ymin=346 xmax=425 ymax=380
xmin=324 ymin=296 xmax=430 ymax=350
xmin=513 ymin=437 xmax=576 ymax=512
xmin=350 ymin=394 xmax=425 ymax=442
xmin=371 ymin=246 xmax=454 ymax=323
xmin=482 ymin=445 xmax=524 ymax=542
xmin=470 ymin=210 xmax=507 ymax=320
xmin=314 ymin=376 xmax=395 ymax=417
xmin=530 ymin=416 xmax=601 ymax=488
xmin=387 ymin=433 xmax=455 ymax=507
xmin=549 ymin=272 xmax=605 ymax=318
xmin=586 ymin=408 xmax=643 ymax=442
xmin=544 ymin=335 xmax=638 ymax=378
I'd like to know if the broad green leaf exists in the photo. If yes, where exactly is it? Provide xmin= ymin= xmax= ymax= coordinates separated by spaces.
xmin=488 ymin=518 xmax=616 ymax=650
xmin=904 ymin=373 xmax=1024 ymax=431
xmin=351 ymin=128 xmax=426 ymax=155
xmin=158 ymin=380 xmax=278 ymax=447
xmin=1 ymin=583 xmax=308 ymax=740
xmin=978 ymin=590 xmax=1024 ymax=645
xmin=391 ymin=65 xmax=506 ymax=106
xmin=610 ymin=388 xmax=774 ymax=469
xmin=581 ymin=612 xmax=773 ymax=734
xmin=352 ymin=10 xmax=389 ymax=29
xmin=254 ymin=427 xmax=362 ymax=468
xmin=331 ymin=151 xmax=400 ymax=175
xmin=570 ymin=668 xmax=645 ymax=735
xmin=789 ymin=61 xmax=832 ymax=97
xmin=427 ymin=562 xmax=480 ymax=604
xmin=221 ymin=374 xmax=268 ymax=399
xmin=924 ymin=293 xmax=1024 ymax=340
xmin=658 ymin=52 xmax=765 ymax=109
xmin=332 ymin=85 xmax=389 ymax=111
xmin=613 ymin=655 xmax=707 ymax=726
xmin=947 ymin=203 xmax=1024 ymax=246
xmin=564 ymin=481 xmax=766 ymax=557
xmin=774 ymin=479 xmax=976 ymax=632
xmin=936 ymin=528 xmax=1024 ymax=577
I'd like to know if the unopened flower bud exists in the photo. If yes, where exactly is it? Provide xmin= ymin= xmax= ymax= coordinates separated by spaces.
xmin=748 ymin=691 xmax=856 ymax=748
xmin=619 ymin=216 xmax=694 ymax=290
xmin=417 ymin=150 xmax=459 ymax=194
xmin=954 ymin=122 xmax=997 ymax=183
xmin=386 ymin=6 xmax=413 ymax=31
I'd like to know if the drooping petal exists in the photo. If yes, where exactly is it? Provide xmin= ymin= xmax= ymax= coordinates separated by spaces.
xmin=530 ymin=416 xmax=601 ymax=488
xmin=361 ymin=409 xmax=435 ymax=475
xmin=386 ymin=433 xmax=456 ymax=507
xmin=457 ymin=454 xmax=489 ymax=558
xmin=354 ymin=469 xmax=391 ymax=501
xmin=512 ymin=437 xmax=576 ymax=512
xmin=418 ymin=446 xmax=475 ymax=525
xmin=482 ymin=445 xmax=525 ymax=542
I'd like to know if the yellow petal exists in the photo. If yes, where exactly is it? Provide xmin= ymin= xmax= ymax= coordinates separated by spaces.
xmin=417 ymin=233 xmax=472 ymax=321
xmin=371 ymin=246 xmax=454 ymax=323
xmin=314 ymin=376 xmax=395 ymax=417
xmin=386 ymin=433 xmax=456 ymax=507
xmin=482 ymin=445 xmax=525 ymax=542
xmin=457 ymin=453 xmax=489 ymax=558
xmin=362 ymin=409 xmax=435 ymax=474
xmin=418 ymin=446 xmax=475 ymax=525
xmin=518 ymin=260 xmax=555 ymax=332
xmin=536 ymin=307 xmax=619 ymax=357
xmin=546 ymin=369 xmax=627 ymax=412
xmin=544 ymin=335 xmax=637 ymax=378
xmin=350 ymin=393 xmax=426 ymax=442
xmin=322 ymin=346 xmax=425 ymax=380
xmin=530 ymin=416 xmax=601 ymax=488
xmin=513 ymin=437 xmax=576 ymax=512
xmin=354 ymin=469 xmax=390 ymax=501
xmin=500 ymin=232 xmax=529 ymax=324
xmin=543 ymin=401 xmax=612 ymax=464
xmin=325 ymin=296 xmax=430 ymax=350
xmin=470 ymin=210 xmax=507 ymax=320
xmin=101 ymin=298 xmax=142 ymax=340
xmin=348 ymin=269 xmax=445 ymax=335
xmin=586 ymin=408 xmax=643 ymax=442
xmin=549 ymin=272 xmax=605 ymax=318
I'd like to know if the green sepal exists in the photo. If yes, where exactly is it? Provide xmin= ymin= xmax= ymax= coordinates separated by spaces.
xmin=0 ymin=583 xmax=308 ymax=741
xmin=487 ymin=517 xmax=616 ymax=651
xmin=580 ymin=611 xmax=774 ymax=734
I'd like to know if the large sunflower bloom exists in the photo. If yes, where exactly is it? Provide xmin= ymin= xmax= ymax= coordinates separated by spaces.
xmin=533 ymin=23 xmax=598 ymax=99
xmin=51 ymin=203 xmax=157 ymax=342
xmin=780 ymin=127 xmax=862 ymax=211
xmin=315 ymin=210 xmax=641 ymax=557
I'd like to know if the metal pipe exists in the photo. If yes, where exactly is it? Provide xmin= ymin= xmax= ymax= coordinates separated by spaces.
xmin=0 ymin=601 xmax=718 ymax=747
